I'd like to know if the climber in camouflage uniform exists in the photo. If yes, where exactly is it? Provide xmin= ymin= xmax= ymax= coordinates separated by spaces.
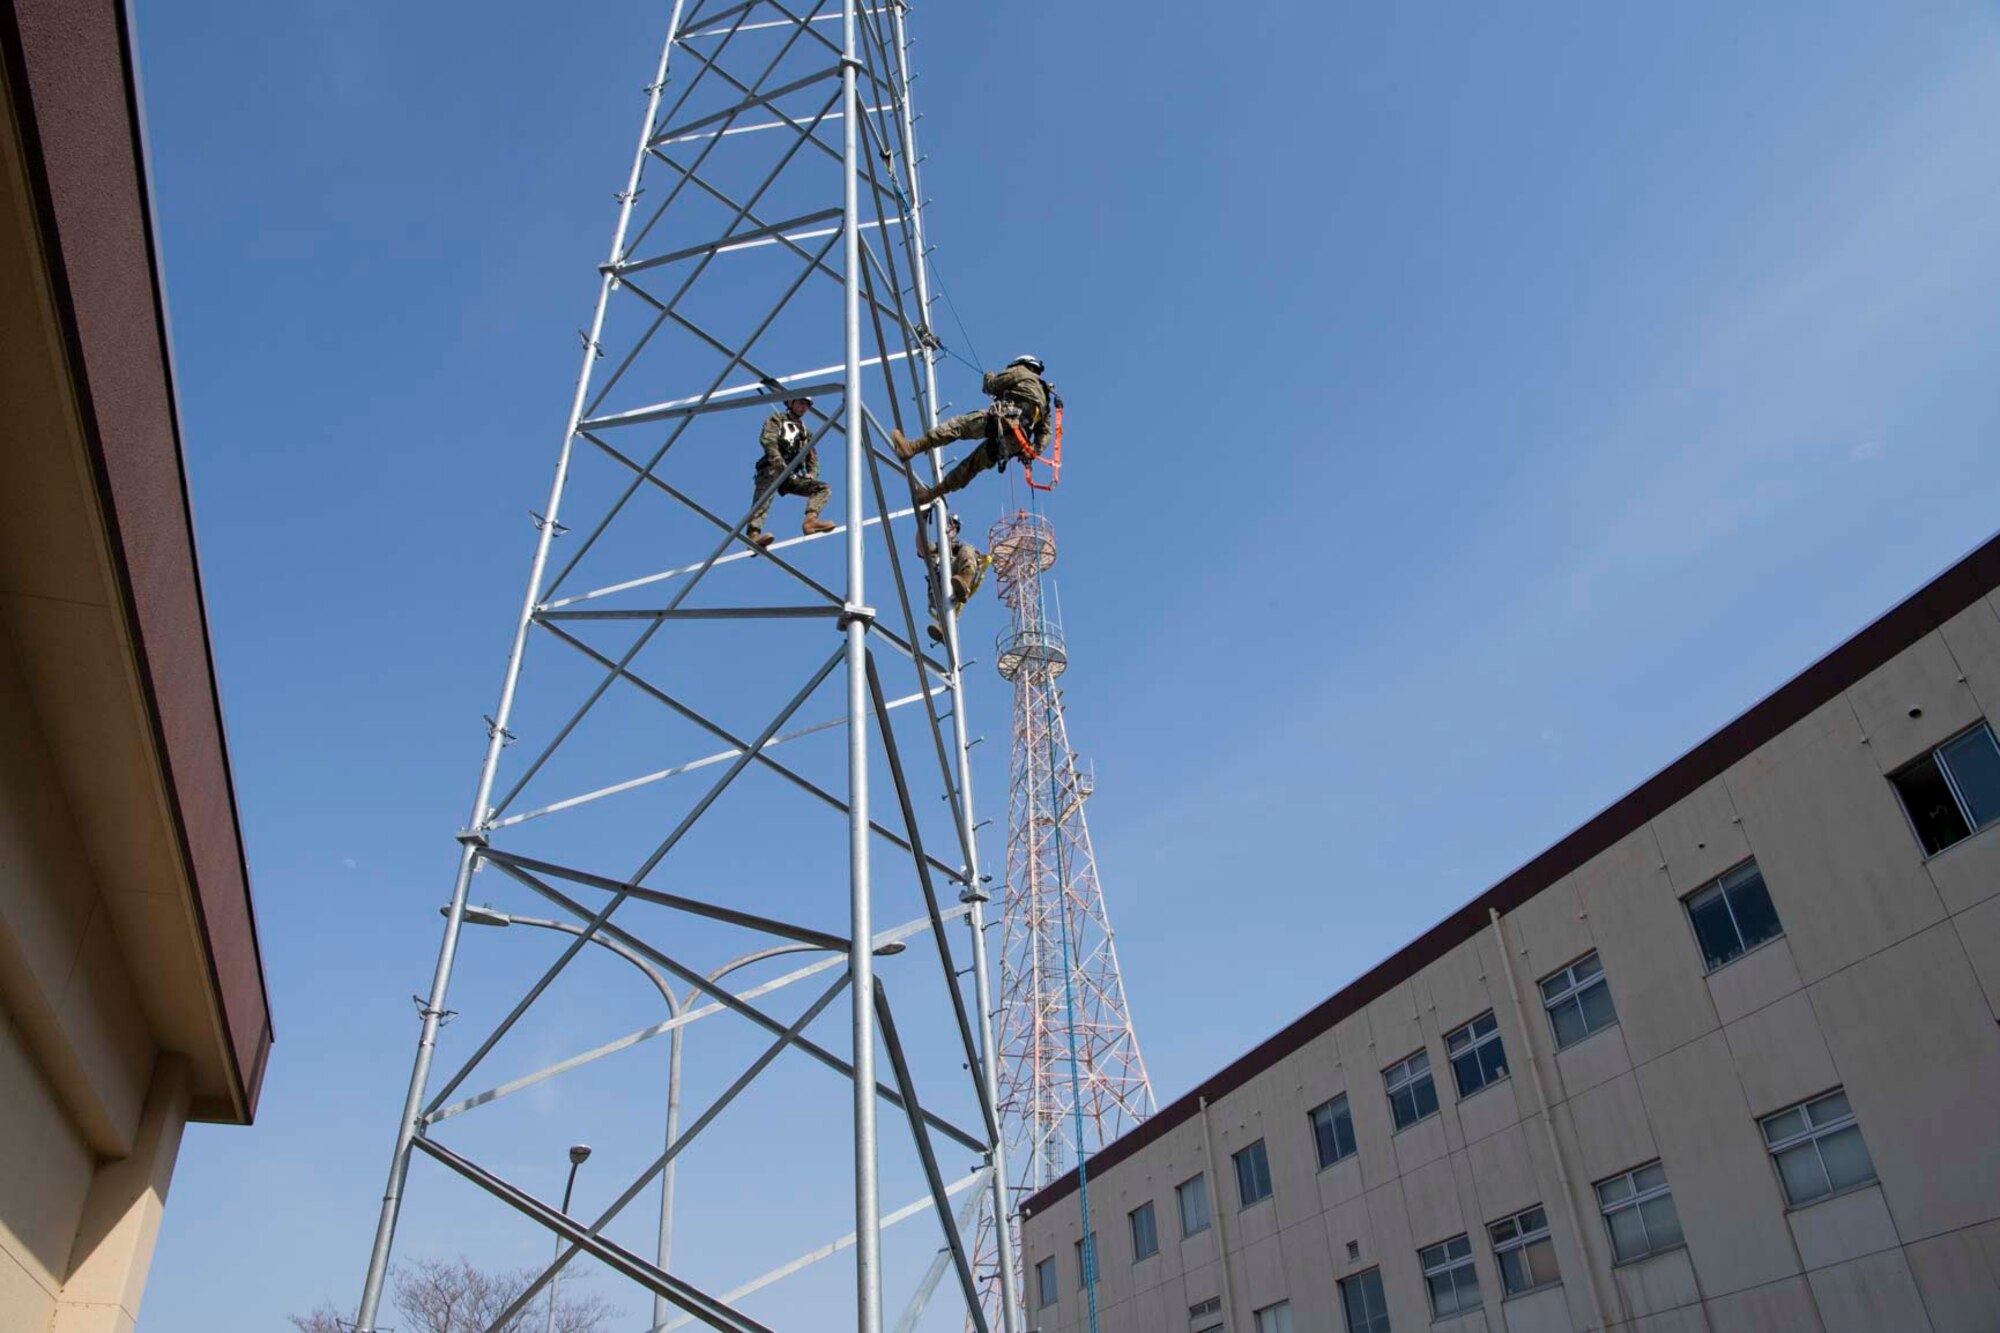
xmin=747 ymin=393 xmax=836 ymax=548
xmin=915 ymin=512 xmax=987 ymax=645
xmin=890 ymin=355 xmax=1053 ymax=508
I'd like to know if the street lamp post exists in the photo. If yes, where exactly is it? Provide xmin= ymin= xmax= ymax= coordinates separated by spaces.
xmin=451 ymin=905 xmax=904 ymax=1333
xmin=451 ymin=903 xmax=684 ymax=1324
xmin=547 ymin=1143 xmax=592 ymax=1333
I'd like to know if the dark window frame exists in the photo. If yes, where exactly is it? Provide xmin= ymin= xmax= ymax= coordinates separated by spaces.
xmin=1129 ymin=1200 xmax=1159 ymax=1262
xmin=1540 ymin=951 xmax=1618 ymax=1049
xmin=1760 ymin=1087 xmax=1878 ymax=1209
xmin=1310 ymin=1093 xmax=1358 ymax=1169
xmin=1338 ymin=1266 xmax=1392 ymax=1333
xmin=1233 ymin=1139 xmax=1274 ymax=1208
xmin=1595 ymin=1160 xmax=1684 ymax=1265
xmin=1035 ymin=1256 xmax=1057 ymax=1307
xmin=1419 ymin=1232 xmax=1482 ymax=1319
xmin=1177 ymin=1172 xmax=1212 ymax=1238
xmin=1383 ymin=1048 xmax=1440 ymax=1131
xmin=1889 ymin=721 xmax=2000 ymax=857
xmin=1683 ymin=859 xmax=1785 ymax=972
xmin=1252 ymin=1300 xmax=1294 ymax=1333
xmin=1488 ymin=1204 xmax=1560 ymax=1298
xmin=1445 ymin=1010 xmax=1510 ymax=1098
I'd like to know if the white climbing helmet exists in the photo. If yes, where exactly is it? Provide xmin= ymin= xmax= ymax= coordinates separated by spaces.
xmin=1007 ymin=354 xmax=1044 ymax=374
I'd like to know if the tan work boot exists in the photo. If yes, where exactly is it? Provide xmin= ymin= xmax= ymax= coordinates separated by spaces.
xmin=911 ymin=481 xmax=942 ymax=509
xmin=890 ymin=429 xmax=926 ymax=461
xmin=748 ymin=529 xmax=774 ymax=549
xmin=801 ymin=517 xmax=836 ymax=536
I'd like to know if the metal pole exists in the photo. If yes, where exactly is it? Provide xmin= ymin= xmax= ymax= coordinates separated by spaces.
xmin=841 ymin=1 xmax=881 ymax=1328
xmin=350 ymin=21 xmax=683 ymax=1324
xmin=549 ymin=1147 xmax=590 ymax=1333
xmin=660 ymin=1022 xmax=681 ymax=1329
xmin=463 ymin=919 xmax=878 ymax=1333
xmin=462 ymin=909 xmax=687 ymax=1329
xmin=886 ymin=3 xmax=1020 ymax=1324
xmin=662 ymin=942 xmax=831 ymax=1332
xmin=1196 ymin=1098 xmax=1241 ymax=1333
xmin=1491 ymin=908 xmax=1621 ymax=1331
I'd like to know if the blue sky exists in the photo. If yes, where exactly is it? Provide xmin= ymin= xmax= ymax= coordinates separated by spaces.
xmin=132 ymin=0 xmax=2000 ymax=1327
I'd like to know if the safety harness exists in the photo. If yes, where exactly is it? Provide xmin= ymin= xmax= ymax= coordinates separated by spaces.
xmin=999 ymin=380 xmax=1064 ymax=491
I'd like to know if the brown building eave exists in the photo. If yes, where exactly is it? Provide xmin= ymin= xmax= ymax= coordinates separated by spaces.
xmin=1024 ymin=528 xmax=2000 ymax=1218
xmin=2 ymin=0 xmax=270 ymax=1122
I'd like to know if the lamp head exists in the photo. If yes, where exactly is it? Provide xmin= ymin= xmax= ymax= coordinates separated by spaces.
xmin=443 ymin=904 xmax=512 ymax=927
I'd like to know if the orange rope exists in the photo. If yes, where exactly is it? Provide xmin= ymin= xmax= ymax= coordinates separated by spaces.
xmin=1007 ymin=405 xmax=1063 ymax=491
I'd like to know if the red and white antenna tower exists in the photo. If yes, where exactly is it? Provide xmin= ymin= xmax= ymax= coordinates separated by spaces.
xmin=973 ymin=508 xmax=1155 ymax=1324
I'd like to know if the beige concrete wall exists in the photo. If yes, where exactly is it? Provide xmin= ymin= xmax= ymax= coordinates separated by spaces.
xmin=0 ymin=1025 xmax=189 ymax=1333
xmin=0 ymin=626 xmax=156 ymax=1162
xmin=1022 ymin=592 xmax=2000 ymax=1333
xmin=0 ymin=629 xmax=194 ymax=1332
xmin=0 ymin=1012 xmax=94 ymax=1331
xmin=52 ymin=1056 xmax=191 ymax=1333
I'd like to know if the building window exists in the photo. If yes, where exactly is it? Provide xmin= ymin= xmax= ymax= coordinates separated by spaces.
xmin=1891 ymin=722 xmax=2000 ymax=855
xmin=1178 ymin=1172 xmax=1212 ymax=1237
xmin=1488 ymin=1205 xmax=1559 ymax=1297
xmin=1383 ymin=1049 xmax=1439 ymax=1130
xmin=1074 ymin=1232 xmax=1096 ymax=1289
xmin=1253 ymin=1300 xmax=1294 ymax=1333
xmin=1420 ymin=1234 xmax=1482 ymax=1318
xmin=1233 ymin=1139 xmax=1273 ymax=1207
xmin=1541 ymin=951 xmax=1617 ymax=1049
xmin=1338 ymin=1267 xmax=1391 ymax=1333
xmin=1596 ymin=1161 xmax=1683 ymax=1263
xmin=1685 ymin=861 xmax=1783 ymax=971
xmin=1761 ymin=1088 xmax=1877 ymax=1208
xmin=1189 ymin=1296 xmax=1224 ymax=1333
xmin=1035 ymin=1257 xmax=1057 ymax=1307
xmin=1446 ymin=1011 xmax=1509 ymax=1097
xmin=1310 ymin=1093 xmax=1357 ymax=1168
xmin=1129 ymin=1201 xmax=1159 ymax=1262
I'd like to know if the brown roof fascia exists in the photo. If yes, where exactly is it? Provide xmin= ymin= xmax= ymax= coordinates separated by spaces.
xmin=2 ymin=0 xmax=271 ymax=1121
xmin=1025 ymin=528 xmax=2000 ymax=1217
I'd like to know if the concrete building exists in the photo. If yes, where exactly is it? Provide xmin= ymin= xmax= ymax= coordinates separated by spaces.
xmin=2 ymin=0 xmax=271 ymax=1329
xmin=1021 ymin=534 xmax=2000 ymax=1333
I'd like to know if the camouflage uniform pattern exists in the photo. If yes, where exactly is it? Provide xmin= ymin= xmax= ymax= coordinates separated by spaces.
xmin=909 ymin=365 xmax=1053 ymax=500
xmin=916 ymin=526 xmax=988 ymax=643
xmin=747 ymin=407 xmax=830 ymax=533
xmin=918 ymin=530 xmax=987 ymax=610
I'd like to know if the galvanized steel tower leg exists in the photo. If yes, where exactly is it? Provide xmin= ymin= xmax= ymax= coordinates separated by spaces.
xmin=841 ymin=2 xmax=883 ymax=1330
xmin=350 ymin=14 xmax=686 ymax=1329
xmin=886 ymin=2 xmax=1020 ymax=1327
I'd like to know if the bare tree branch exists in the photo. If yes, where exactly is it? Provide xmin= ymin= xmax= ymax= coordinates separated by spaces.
xmin=290 ymin=1306 xmax=345 ymax=1333
xmin=291 ymin=1257 xmax=615 ymax=1333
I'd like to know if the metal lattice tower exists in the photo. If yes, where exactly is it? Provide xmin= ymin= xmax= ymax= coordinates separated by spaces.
xmin=350 ymin=4 xmax=1021 ymax=1332
xmin=971 ymin=510 xmax=1154 ymax=1326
